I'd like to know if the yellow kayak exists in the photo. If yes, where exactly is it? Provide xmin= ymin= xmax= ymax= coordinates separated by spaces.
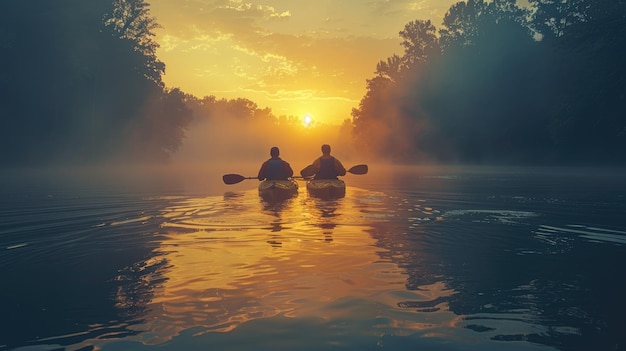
xmin=258 ymin=179 xmax=298 ymax=202
xmin=306 ymin=179 xmax=346 ymax=199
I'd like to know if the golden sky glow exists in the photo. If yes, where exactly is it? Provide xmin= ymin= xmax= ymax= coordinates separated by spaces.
xmin=149 ymin=0 xmax=458 ymax=124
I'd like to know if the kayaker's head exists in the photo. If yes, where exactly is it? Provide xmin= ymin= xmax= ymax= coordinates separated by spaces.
xmin=321 ymin=144 xmax=331 ymax=155
xmin=270 ymin=146 xmax=280 ymax=158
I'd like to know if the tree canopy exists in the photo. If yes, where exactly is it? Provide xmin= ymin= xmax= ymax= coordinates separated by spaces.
xmin=0 ymin=0 xmax=191 ymax=165
xmin=351 ymin=0 xmax=626 ymax=165
xmin=2 ymin=0 xmax=624 ymax=166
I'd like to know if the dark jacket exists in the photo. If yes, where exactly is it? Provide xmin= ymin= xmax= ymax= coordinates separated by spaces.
xmin=258 ymin=157 xmax=293 ymax=180
xmin=311 ymin=156 xmax=346 ymax=180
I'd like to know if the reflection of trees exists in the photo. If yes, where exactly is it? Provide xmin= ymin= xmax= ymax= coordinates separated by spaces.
xmin=0 ymin=195 xmax=170 ymax=349
xmin=105 ymin=192 xmax=368 ymax=344
xmin=113 ymin=253 xmax=169 ymax=320
xmin=364 ymin=172 xmax=626 ymax=349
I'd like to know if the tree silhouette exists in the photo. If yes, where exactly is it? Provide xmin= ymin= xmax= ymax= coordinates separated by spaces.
xmin=350 ymin=0 xmax=625 ymax=165
xmin=0 ymin=0 xmax=191 ymax=165
xmin=399 ymin=20 xmax=440 ymax=66
xmin=104 ymin=0 xmax=164 ymax=84
xmin=351 ymin=20 xmax=442 ymax=161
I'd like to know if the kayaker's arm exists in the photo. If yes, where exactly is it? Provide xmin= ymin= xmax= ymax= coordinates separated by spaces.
xmin=310 ymin=158 xmax=321 ymax=175
xmin=284 ymin=161 xmax=294 ymax=178
xmin=299 ymin=162 xmax=317 ymax=178
xmin=334 ymin=158 xmax=346 ymax=176
xmin=257 ymin=161 xmax=269 ymax=181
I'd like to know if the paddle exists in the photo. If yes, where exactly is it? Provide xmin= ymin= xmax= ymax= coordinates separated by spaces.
xmin=299 ymin=164 xmax=317 ymax=178
xmin=299 ymin=164 xmax=368 ymax=178
xmin=223 ymin=174 xmax=258 ymax=185
xmin=224 ymin=164 xmax=368 ymax=185
xmin=347 ymin=164 xmax=368 ymax=175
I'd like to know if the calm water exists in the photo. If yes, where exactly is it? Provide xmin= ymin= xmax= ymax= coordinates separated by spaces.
xmin=1 ymin=165 xmax=625 ymax=351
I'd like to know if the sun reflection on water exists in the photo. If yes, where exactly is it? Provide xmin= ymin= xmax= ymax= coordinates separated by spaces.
xmin=106 ymin=186 xmax=457 ymax=346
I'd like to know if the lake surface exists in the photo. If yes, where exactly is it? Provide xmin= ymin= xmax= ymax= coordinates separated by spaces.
xmin=1 ymin=165 xmax=625 ymax=351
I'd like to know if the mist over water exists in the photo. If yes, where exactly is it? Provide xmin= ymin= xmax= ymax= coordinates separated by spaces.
xmin=1 ymin=163 xmax=625 ymax=350
xmin=4 ymin=159 xmax=624 ymax=201
xmin=168 ymin=114 xmax=365 ymax=185
xmin=2 ymin=0 xmax=624 ymax=347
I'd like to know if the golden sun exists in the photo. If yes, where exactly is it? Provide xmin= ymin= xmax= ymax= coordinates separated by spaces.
xmin=303 ymin=114 xmax=313 ymax=127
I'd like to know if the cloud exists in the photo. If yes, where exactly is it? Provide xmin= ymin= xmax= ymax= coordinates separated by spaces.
xmin=159 ymin=34 xmax=181 ymax=52
xmin=270 ymin=10 xmax=291 ymax=19
xmin=149 ymin=0 xmax=458 ymax=123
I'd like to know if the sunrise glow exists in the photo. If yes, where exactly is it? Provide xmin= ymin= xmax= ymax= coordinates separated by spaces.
xmin=303 ymin=114 xmax=313 ymax=127
xmin=148 ymin=0 xmax=459 ymax=125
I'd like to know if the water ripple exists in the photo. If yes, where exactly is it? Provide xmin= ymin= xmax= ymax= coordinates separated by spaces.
xmin=536 ymin=224 xmax=626 ymax=245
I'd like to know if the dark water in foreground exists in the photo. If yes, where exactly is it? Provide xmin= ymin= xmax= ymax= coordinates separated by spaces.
xmin=1 ymin=166 xmax=625 ymax=351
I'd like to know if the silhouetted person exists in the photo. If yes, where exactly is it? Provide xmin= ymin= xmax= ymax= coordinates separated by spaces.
xmin=258 ymin=146 xmax=294 ymax=181
xmin=303 ymin=144 xmax=346 ymax=180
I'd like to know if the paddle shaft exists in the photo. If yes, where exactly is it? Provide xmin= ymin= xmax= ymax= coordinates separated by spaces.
xmin=224 ymin=164 xmax=367 ymax=185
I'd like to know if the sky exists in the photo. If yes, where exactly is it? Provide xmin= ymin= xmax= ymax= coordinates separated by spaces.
xmin=149 ymin=0 xmax=460 ymax=125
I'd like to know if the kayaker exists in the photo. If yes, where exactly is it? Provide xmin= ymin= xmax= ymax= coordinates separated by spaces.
xmin=258 ymin=146 xmax=294 ymax=181
xmin=303 ymin=144 xmax=347 ymax=180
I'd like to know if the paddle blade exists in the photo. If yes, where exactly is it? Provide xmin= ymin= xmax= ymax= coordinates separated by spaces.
xmin=300 ymin=164 xmax=316 ymax=178
xmin=347 ymin=164 xmax=368 ymax=175
xmin=223 ymin=174 xmax=246 ymax=184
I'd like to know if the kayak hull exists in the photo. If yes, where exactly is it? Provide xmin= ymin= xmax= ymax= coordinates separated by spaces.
xmin=258 ymin=179 xmax=298 ymax=202
xmin=306 ymin=179 xmax=346 ymax=199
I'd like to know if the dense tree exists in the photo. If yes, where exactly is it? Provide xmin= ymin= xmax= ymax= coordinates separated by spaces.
xmin=529 ymin=0 xmax=626 ymax=162
xmin=2 ymin=0 xmax=624 ymax=166
xmin=0 ymin=0 xmax=190 ymax=165
xmin=351 ymin=0 xmax=625 ymax=165
xmin=399 ymin=20 xmax=439 ymax=66
xmin=433 ymin=0 xmax=546 ymax=162
xmin=528 ymin=0 xmax=590 ymax=40
xmin=352 ymin=20 xmax=441 ymax=160
xmin=104 ymin=0 xmax=165 ymax=83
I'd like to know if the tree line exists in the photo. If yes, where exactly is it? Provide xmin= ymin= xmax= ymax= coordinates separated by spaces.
xmin=0 ymin=0 xmax=349 ymax=166
xmin=351 ymin=0 xmax=626 ymax=165
xmin=0 ymin=0 xmax=193 ymax=165
xmin=1 ymin=0 xmax=624 ymax=166
xmin=177 ymin=95 xmax=354 ymax=164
